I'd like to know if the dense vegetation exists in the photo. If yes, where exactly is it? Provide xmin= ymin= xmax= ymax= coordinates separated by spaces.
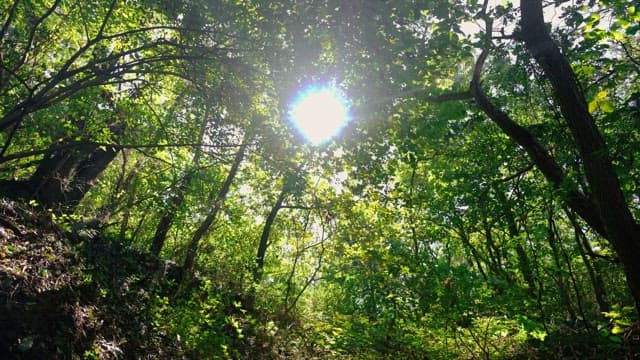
xmin=1 ymin=0 xmax=640 ymax=358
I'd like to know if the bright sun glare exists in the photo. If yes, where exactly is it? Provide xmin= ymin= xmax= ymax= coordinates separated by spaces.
xmin=290 ymin=86 xmax=350 ymax=145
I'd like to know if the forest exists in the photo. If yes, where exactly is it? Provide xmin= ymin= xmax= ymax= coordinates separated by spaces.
xmin=0 ymin=0 xmax=639 ymax=358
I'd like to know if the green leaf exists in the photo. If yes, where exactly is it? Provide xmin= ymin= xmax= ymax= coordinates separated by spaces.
xmin=610 ymin=30 xmax=624 ymax=41
xmin=599 ymin=99 xmax=614 ymax=113
xmin=609 ymin=334 xmax=623 ymax=343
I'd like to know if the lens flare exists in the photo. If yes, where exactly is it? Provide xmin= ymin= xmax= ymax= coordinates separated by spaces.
xmin=290 ymin=86 xmax=350 ymax=145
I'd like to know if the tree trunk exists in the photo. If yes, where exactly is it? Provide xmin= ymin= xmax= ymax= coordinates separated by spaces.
xmin=565 ymin=210 xmax=610 ymax=314
xmin=0 ymin=113 xmax=124 ymax=214
xmin=253 ymin=188 xmax=286 ymax=283
xmin=151 ymin=173 xmax=192 ymax=256
xmin=16 ymin=140 xmax=119 ymax=213
xmin=547 ymin=211 xmax=576 ymax=321
xmin=181 ymin=142 xmax=247 ymax=280
xmin=497 ymin=190 xmax=536 ymax=296
xmin=514 ymin=244 xmax=536 ymax=298
xmin=456 ymin=223 xmax=488 ymax=281
xmin=520 ymin=0 xmax=640 ymax=313
xmin=151 ymin=113 xmax=208 ymax=256
xmin=481 ymin=216 xmax=504 ymax=277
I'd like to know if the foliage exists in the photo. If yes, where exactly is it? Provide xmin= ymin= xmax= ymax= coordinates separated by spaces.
xmin=1 ymin=0 xmax=640 ymax=359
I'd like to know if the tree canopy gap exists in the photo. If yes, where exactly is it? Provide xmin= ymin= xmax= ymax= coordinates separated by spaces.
xmin=289 ymin=85 xmax=351 ymax=146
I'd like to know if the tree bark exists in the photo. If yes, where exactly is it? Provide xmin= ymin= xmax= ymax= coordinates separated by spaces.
xmin=469 ymin=51 xmax=607 ymax=238
xmin=520 ymin=0 xmax=640 ymax=314
xmin=0 ymin=140 xmax=120 ymax=213
xmin=456 ymin=222 xmax=489 ymax=281
xmin=150 ymin=176 xmax=189 ymax=256
xmin=481 ymin=216 xmax=504 ymax=277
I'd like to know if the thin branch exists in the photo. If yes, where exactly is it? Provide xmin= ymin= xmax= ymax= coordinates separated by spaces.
xmin=492 ymin=34 xmax=517 ymax=41
xmin=97 ymin=0 xmax=118 ymax=39
xmin=12 ymin=0 xmax=62 ymax=74
xmin=0 ymin=141 xmax=244 ymax=165
xmin=285 ymin=215 xmax=329 ymax=315
xmin=425 ymin=91 xmax=473 ymax=103
xmin=0 ymin=120 xmax=20 ymax=158
xmin=100 ymin=25 xmax=217 ymax=42
xmin=0 ymin=0 xmax=20 ymax=46
xmin=0 ymin=36 xmax=224 ymax=132
xmin=620 ymin=42 xmax=640 ymax=76
xmin=280 ymin=205 xmax=312 ymax=211
xmin=0 ymin=62 xmax=34 ymax=93
xmin=493 ymin=163 xmax=535 ymax=184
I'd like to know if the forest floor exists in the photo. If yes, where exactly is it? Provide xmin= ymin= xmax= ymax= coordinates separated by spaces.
xmin=0 ymin=199 xmax=182 ymax=359
xmin=1 ymin=198 xmax=640 ymax=359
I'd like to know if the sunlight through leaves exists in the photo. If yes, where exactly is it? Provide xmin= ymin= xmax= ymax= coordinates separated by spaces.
xmin=290 ymin=86 xmax=350 ymax=145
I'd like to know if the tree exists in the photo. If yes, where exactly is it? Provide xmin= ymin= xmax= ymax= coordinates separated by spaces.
xmin=181 ymin=138 xmax=247 ymax=281
xmin=4 ymin=0 xmax=640 ymax=358
xmin=460 ymin=0 xmax=640 ymax=313
xmin=0 ymin=0 xmax=255 ymax=213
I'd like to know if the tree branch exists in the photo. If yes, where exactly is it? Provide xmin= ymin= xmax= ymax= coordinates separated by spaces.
xmin=11 ymin=0 xmax=62 ymax=74
xmin=425 ymin=91 xmax=473 ymax=103
xmin=0 ymin=0 xmax=20 ymax=46
xmin=0 ymin=141 xmax=246 ymax=165
xmin=620 ymin=42 xmax=640 ymax=76
xmin=469 ymin=48 xmax=607 ymax=237
xmin=520 ymin=0 xmax=638 ymax=248
xmin=97 ymin=0 xmax=118 ymax=39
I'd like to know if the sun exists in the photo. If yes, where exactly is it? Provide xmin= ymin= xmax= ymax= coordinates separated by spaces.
xmin=290 ymin=86 xmax=350 ymax=145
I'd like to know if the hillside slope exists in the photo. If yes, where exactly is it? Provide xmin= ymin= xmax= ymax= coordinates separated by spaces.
xmin=0 ymin=200 xmax=181 ymax=359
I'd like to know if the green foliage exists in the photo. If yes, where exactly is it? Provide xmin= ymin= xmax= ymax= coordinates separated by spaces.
xmin=2 ymin=0 xmax=640 ymax=358
xmin=602 ymin=304 xmax=635 ymax=336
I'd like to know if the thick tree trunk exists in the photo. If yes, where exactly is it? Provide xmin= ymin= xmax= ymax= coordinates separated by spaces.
xmin=470 ymin=52 xmax=607 ymax=238
xmin=520 ymin=0 xmax=640 ymax=314
xmin=42 ymin=145 xmax=117 ymax=210
xmin=0 ymin=114 xmax=124 ymax=214
xmin=0 ymin=141 xmax=119 ymax=213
